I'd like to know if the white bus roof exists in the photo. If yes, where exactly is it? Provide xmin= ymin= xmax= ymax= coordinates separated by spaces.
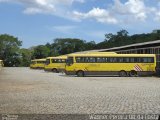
xmin=31 ymin=58 xmax=46 ymax=61
xmin=46 ymin=56 xmax=67 ymax=59
xmin=67 ymin=54 xmax=155 ymax=57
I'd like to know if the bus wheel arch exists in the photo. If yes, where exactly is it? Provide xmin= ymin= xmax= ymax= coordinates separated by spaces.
xmin=119 ymin=70 xmax=127 ymax=77
xmin=129 ymin=70 xmax=137 ymax=77
xmin=76 ymin=70 xmax=84 ymax=77
xmin=52 ymin=68 xmax=58 ymax=73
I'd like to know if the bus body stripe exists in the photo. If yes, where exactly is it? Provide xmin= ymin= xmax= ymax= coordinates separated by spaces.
xmin=135 ymin=65 xmax=141 ymax=71
xmin=134 ymin=64 xmax=143 ymax=71
xmin=134 ymin=66 xmax=138 ymax=71
xmin=137 ymin=64 xmax=143 ymax=71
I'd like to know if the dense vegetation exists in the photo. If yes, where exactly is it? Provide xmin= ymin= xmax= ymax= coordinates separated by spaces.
xmin=96 ymin=30 xmax=160 ymax=49
xmin=0 ymin=30 xmax=160 ymax=67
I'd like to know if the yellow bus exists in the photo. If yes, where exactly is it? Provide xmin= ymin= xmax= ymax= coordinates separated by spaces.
xmin=30 ymin=59 xmax=46 ymax=69
xmin=65 ymin=53 xmax=156 ymax=77
xmin=44 ymin=55 xmax=67 ymax=73
xmin=0 ymin=60 xmax=4 ymax=68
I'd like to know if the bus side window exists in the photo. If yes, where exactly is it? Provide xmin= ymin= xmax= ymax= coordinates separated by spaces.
xmin=137 ymin=58 xmax=142 ymax=63
xmin=76 ymin=57 xmax=81 ymax=63
xmin=117 ymin=57 xmax=123 ymax=63
xmin=113 ymin=58 xmax=117 ymax=62
xmin=148 ymin=57 xmax=154 ymax=63
xmin=108 ymin=57 xmax=112 ymax=63
xmin=58 ymin=59 xmax=62 ymax=63
xmin=97 ymin=57 xmax=106 ymax=63
xmin=97 ymin=57 xmax=101 ymax=63
xmin=84 ymin=57 xmax=91 ymax=63
xmin=142 ymin=58 xmax=148 ymax=63
xmin=52 ymin=59 xmax=58 ymax=63
xmin=134 ymin=58 xmax=138 ymax=63
xmin=76 ymin=57 xmax=85 ymax=63
xmin=80 ymin=57 xmax=85 ymax=63
xmin=108 ymin=57 xmax=117 ymax=63
xmin=130 ymin=58 xmax=135 ymax=63
xmin=123 ymin=57 xmax=130 ymax=63
xmin=84 ymin=57 xmax=88 ymax=63
xmin=105 ymin=57 xmax=108 ymax=62
xmin=62 ymin=59 xmax=66 ymax=63
xmin=89 ymin=57 xmax=96 ymax=63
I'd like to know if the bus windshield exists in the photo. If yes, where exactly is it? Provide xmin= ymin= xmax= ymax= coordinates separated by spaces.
xmin=45 ymin=59 xmax=50 ymax=65
xmin=31 ymin=61 xmax=36 ymax=64
xmin=66 ymin=57 xmax=73 ymax=66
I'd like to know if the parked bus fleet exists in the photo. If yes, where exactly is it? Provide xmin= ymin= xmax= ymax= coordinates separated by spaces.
xmin=30 ymin=52 xmax=156 ymax=77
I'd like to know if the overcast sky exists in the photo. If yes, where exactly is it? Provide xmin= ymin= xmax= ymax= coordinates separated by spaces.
xmin=0 ymin=0 xmax=160 ymax=48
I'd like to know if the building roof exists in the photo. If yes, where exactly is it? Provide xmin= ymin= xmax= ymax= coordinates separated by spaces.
xmin=89 ymin=40 xmax=160 ymax=52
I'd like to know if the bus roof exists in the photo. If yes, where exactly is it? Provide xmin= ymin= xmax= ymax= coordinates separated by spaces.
xmin=69 ymin=52 xmax=117 ymax=55
xmin=45 ymin=52 xmax=116 ymax=59
xmin=31 ymin=58 xmax=46 ymax=61
xmin=80 ymin=52 xmax=117 ymax=54
xmin=46 ymin=55 xmax=67 ymax=59
xmin=67 ymin=54 xmax=155 ymax=57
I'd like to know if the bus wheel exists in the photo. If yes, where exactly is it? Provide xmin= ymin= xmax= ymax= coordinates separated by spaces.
xmin=119 ymin=70 xmax=127 ymax=77
xmin=76 ymin=71 xmax=84 ymax=77
xmin=52 ymin=68 xmax=58 ymax=73
xmin=129 ymin=70 xmax=137 ymax=77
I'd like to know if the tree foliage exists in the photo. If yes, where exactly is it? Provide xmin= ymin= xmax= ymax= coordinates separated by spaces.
xmin=0 ymin=34 xmax=22 ymax=66
xmin=20 ymin=48 xmax=32 ymax=67
xmin=32 ymin=45 xmax=50 ymax=59
xmin=96 ymin=29 xmax=160 ymax=49
xmin=52 ymin=38 xmax=86 ymax=55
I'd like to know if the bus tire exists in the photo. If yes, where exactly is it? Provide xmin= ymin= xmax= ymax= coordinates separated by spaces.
xmin=52 ymin=68 xmax=58 ymax=73
xmin=129 ymin=70 xmax=137 ymax=77
xmin=76 ymin=70 xmax=84 ymax=77
xmin=119 ymin=70 xmax=127 ymax=77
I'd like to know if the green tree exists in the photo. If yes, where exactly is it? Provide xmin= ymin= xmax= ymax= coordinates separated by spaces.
xmin=114 ymin=29 xmax=130 ymax=47
xmin=45 ymin=43 xmax=55 ymax=56
xmin=117 ymin=29 xmax=128 ymax=37
xmin=96 ymin=29 xmax=130 ymax=49
xmin=52 ymin=38 xmax=86 ymax=55
xmin=0 ymin=34 xmax=22 ymax=66
xmin=105 ymin=33 xmax=115 ymax=41
xmin=32 ymin=45 xmax=50 ymax=59
xmin=97 ymin=29 xmax=160 ymax=49
xmin=85 ymin=41 xmax=96 ymax=50
xmin=20 ymin=48 xmax=32 ymax=67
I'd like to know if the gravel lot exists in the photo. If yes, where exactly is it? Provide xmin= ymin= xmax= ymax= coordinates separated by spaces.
xmin=0 ymin=67 xmax=160 ymax=114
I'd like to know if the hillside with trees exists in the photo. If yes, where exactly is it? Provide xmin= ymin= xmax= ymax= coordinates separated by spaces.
xmin=96 ymin=30 xmax=160 ymax=49
xmin=0 ymin=30 xmax=160 ymax=67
